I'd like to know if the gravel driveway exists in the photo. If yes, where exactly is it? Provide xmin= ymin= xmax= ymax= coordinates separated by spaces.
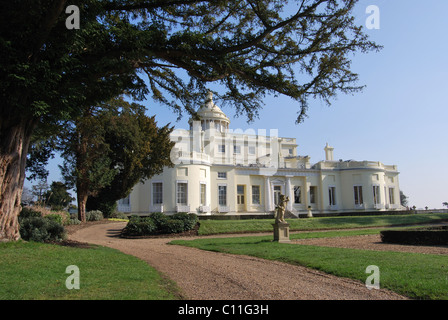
xmin=68 ymin=221 xmax=407 ymax=300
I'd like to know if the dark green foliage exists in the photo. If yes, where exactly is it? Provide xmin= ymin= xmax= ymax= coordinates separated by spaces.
xmin=160 ymin=219 xmax=185 ymax=234
xmin=44 ymin=181 xmax=74 ymax=210
xmin=123 ymin=216 xmax=157 ymax=236
xmin=19 ymin=207 xmax=43 ymax=219
xmin=172 ymin=213 xmax=199 ymax=231
xmin=44 ymin=213 xmax=64 ymax=225
xmin=381 ymin=227 xmax=448 ymax=245
xmin=123 ymin=213 xmax=199 ymax=236
xmin=85 ymin=98 xmax=174 ymax=217
xmin=19 ymin=217 xmax=66 ymax=242
xmin=149 ymin=212 xmax=169 ymax=230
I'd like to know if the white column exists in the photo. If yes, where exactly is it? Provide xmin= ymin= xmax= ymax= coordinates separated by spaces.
xmin=265 ymin=177 xmax=272 ymax=212
xmin=286 ymin=176 xmax=293 ymax=211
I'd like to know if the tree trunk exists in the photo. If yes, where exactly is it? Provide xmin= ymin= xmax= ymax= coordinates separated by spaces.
xmin=0 ymin=117 xmax=36 ymax=241
xmin=77 ymin=187 xmax=88 ymax=223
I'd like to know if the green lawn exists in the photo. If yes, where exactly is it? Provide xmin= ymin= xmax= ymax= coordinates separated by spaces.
xmin=198 ymin=213 xmax=448 ymax=235
xmin=171 ymin=228 xmax=448 ymax=300
xmin=0 ymin=241 xmax=181 ymax=300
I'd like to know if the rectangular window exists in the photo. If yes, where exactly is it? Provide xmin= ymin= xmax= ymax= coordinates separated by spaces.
xmin=248 ymin=146 xmax=256 ymax=155
xmin=200 ymin=183 xmax=206 ymax=206
xmin=274 ymin=185 xmax=282 ymax=206
xmin=152 ymin=182 xmax=163 ymax=205
xmin=309 ymin=186 xmax=317 ymax=204
xmin=118 ymin=196 xmax=130 ymax=205
xmin=389 ymin=187 xmax=395 ymax=204
xmin=233 ymin=145 xmax=241 ymax=154
xmin=177 ymin=183 xmax=188 ymax=205
xmin=373 ymin=185 xmax=380 ymax=204
xmin=237 ymin=185 xmax=245 ymax=205
xmin=251 ymin=185 xmax=260 ymax=205
xmin=354 ymin=186 xmax=363 ymax=205
xmin=218 ymin=144 xmax=225 ymax=153
xmin=217 ymin=172 xmax=227 ymax=179
xmin=218 ymin=185 xmax=227 ymax=206
xmin=294 ymin=186 xmax=301 ymax=204
xmin=329 ymin=187 xmax=336 ymax=206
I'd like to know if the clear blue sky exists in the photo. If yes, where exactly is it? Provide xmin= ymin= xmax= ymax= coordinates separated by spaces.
xmin=37 ymin=1 xmax=448 ymax=209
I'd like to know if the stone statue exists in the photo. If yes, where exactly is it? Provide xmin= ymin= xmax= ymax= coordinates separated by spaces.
xmin=275 ymin=194 xmax=289 ymax=223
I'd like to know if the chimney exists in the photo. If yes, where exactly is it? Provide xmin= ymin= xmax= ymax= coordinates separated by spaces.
xmin=324 ymin=143 xmax=334 ymax=161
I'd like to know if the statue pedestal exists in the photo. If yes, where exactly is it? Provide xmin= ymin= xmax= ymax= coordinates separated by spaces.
xmin=272 ymin=221 xmax=291 ymax=243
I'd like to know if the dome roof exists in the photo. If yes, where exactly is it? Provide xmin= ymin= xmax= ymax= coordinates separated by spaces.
xmin=195 ymin=92 xmax=230 ymax=124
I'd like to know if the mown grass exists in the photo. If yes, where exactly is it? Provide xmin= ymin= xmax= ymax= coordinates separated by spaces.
xmin=171 ymin=228 xmax=448 ymax=300
xmin=0 ymin=241 xmax=181 ymax=300
xmin=198 ymin=213 xmax=448 ymax=235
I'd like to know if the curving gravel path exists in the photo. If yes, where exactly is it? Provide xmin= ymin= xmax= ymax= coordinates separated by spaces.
xmin=69 ymin=222 xmax=408 ymax=300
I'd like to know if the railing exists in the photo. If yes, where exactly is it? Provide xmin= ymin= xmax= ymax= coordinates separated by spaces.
xmin=150 ymin=204 xmax=164 ymax=213
xmin=117 ymin=204 xmax=131 ymax=212
xmin=175 ymin=151 xmax=211 ymax=164
xmin=176 ymin=205 xmax=190 ymax=213
xmin=218 ymin=206 xmax=230 ymax=213
xmin=199 ymin=206 xmax=210 ymax=213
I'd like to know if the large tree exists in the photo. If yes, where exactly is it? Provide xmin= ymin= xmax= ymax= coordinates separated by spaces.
xmin=86 ymin=98 xmax=174 ymax=217
xmin=44 ymin=181 xmax=75 ymax=210
xmin=59 ymin=98 xmax=173 ymax=221
xmin=59 ymin=105 xmax=118 ymax=222
xmin=0 ymin=0 xmax=380 ymax=240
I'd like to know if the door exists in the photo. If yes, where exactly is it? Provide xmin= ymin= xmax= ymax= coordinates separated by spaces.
xmin=237 ymin=185 xmax=246 ymax=212
xmin=273 ymin=185 xmax=282 ymax=206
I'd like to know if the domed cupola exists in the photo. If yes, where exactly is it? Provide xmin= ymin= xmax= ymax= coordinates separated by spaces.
xmin=190 ymin=92 xmax=230 ymax=132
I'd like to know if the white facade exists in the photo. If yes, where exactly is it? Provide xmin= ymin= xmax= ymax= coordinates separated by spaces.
xmin=120 ymin=93 xmax=403 ymax=216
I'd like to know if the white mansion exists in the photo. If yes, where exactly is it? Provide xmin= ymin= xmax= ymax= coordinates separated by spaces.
xmin=118 ymin=93 xmax=403 ymax=216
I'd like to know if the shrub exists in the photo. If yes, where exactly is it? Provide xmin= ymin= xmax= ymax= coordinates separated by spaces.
xmin=122 ymin=217 xmax=156 ymax=236
xmin=171 ymin=213 xmax=199 ymax=231
xmin=381 ymin=226 xmax=448 ymax=245
xmin=149 ymin=212 xmax=168 ymax=229
xmin=160 ymin=219 xmax=185 ymax=234
xmin=19 ymin=216 xmax=66 ymax=242
xmin=19 ymin=207 xmax=43 ymax=218
xmin=122 ymin=212 xmax=198 ymax=236
xmin=86 ymin=210 xmax=104 ymax=221
xmin=21 ymin=206 xmax=71 ymax=225
xmin=67 ymin=217 xmax=81 ymax=225
xmin=109 ymin=211 xmax=129 ymax=220
xmin=45 ymin=213 xmax=63 ymax=225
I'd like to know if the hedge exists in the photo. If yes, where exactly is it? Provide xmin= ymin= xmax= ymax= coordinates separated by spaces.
xmin=380 ymin=226 xmax=448 ymax=245
xmin=122 ymin=213 xmax=198 ymax=237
